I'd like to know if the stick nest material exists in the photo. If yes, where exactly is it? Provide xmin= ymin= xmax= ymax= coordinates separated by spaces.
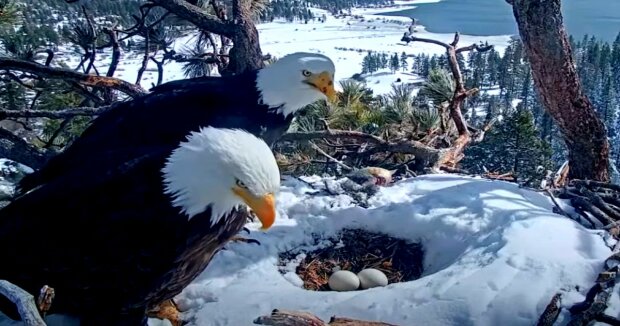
xmin=278 ymin=228 xmax=424 ymax=291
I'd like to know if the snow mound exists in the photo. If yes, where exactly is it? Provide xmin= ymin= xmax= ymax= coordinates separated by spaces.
xmin=179 ymin=174 xmax=610 ymax=326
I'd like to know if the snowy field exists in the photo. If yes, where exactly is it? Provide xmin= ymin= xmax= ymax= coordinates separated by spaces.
xmin=43 ymin=0 xmax=513 ymax=96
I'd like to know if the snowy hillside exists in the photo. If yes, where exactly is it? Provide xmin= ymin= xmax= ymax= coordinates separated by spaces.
xmin=40 ymin=1 xmax=513 ymax=97
xmin=163 ymin=174 xmax=610 ymax=326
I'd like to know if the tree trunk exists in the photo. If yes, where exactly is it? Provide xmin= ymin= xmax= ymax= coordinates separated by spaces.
xmin=508 ymin=0 xmax=610 ymax=182
xmin=152 ymin=0 xmax=264 ymax=76
xmin=226 ymin=19 xmax=264 ymax=76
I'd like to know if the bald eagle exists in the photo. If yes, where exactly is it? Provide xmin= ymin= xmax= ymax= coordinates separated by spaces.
xmin=0 ymin=127 xmax=281 ymax=325
xmin=16 ymin=52 xmax=336 ymax=195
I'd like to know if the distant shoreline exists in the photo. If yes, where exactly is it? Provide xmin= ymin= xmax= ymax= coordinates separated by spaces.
xmin=373 ymin=0 xmax=620 ymax=43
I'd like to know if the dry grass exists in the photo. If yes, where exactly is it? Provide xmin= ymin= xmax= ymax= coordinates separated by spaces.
xmin=278 ymin=228 xmax=424 ymax=291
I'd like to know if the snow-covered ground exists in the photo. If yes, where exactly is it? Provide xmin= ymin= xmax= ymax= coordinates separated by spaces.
xmin=44 ymin=0 xmax=513 ymax=96
xmin=173 ymin=174 xmax=611 ymax=326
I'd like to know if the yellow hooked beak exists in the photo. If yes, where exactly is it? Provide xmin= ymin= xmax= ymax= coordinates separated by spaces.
xmin=232 ymin=187 xmax=276 ymax=231
xmin=305 ymin=71 xmax=337 ymax=103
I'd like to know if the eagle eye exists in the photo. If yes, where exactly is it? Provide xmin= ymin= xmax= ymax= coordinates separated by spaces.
xmin=302 ymin=69 xmax=312 ymax=77
xmin=235 ymin=179 xmax=247 ymax=189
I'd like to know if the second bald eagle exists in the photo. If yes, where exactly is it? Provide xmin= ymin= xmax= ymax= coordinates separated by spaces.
xmin=16 ymin=52 xmax=337 ymax=195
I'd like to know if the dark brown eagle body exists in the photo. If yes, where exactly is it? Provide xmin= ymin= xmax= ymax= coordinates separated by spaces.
xmin=16 ymin=71 xmax=291 ymax=196
xmin=0 ymin=146 xmax=248 ymax=325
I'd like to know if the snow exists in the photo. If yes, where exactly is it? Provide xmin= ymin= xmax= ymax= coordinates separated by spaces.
xmin=0 ymin=171 xmax=613 ymax=326
xmin=35 ymin=1 xmax=513 ymax=96
xmin=2 ymin=2 xmax=604 ymax=325
xmin=162 ymin=174 xmax=609 ymax=326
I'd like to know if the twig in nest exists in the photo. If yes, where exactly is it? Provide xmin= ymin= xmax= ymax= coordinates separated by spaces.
xmin=253 ymin=309 xmax=399 ymax=326
xmin=536 ymin=293 xmax=562 ymax=326
xmin=544 ymin=189 xmax=594 ymax=228
xmin=309 ymin=141 xmax=352 ymax=171
xmin=0 ymin=280 xmax=47 ymax=326
xmin=567 ymin=251 xmax=619 ymax=325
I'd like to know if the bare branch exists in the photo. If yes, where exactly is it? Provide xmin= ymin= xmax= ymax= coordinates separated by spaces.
xmin=42 ymin=118 xmax=71 ymax=149
xmin=0 ymin=128 xmax=52 ymax=170
xmin=150 ymin=0 xmax=233 ymax=37
xmin=0 ymin=58 xmax=146 ymax=97
xmin=279 ymin=130 xmax=444 ymax=168
xmin=0 ymin=280 xmax=46 ymax=326
xmin=254 ymin=309 xmax=397 ymax=326
xmin=309 ymin=141 xmax=352 ymax=171
xmin=136 ymin=31 xmax=150 ymax=85
xmin=404 ymin=36 xmax=450 ymax=49
xmin=0 ymin=106 xmax=111 ymax=119
xmin=536 ymin=293 xmax=562 ymax=326
xmin=456 ymin=43 xmax=494 ymax=54
xmin=102 ymin=26 xmax=121 ymax=77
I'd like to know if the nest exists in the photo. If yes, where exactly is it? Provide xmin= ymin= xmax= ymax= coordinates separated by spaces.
xmin=278 ymin=228 xmax=424 ymax=291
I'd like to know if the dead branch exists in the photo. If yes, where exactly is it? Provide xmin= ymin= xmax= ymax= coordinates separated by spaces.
xmin=405 ymin=32 xmax=493 ymax=168
xmin=0 ymin=58 xmax=146 ymax=97
xmin=0 ymin=280 xmax=47 ymax=326
xmin=253 ymin=309 xmax=398 ymax=326
xmin=536 ymin=293 xmax=562 ymax=326
xmin=254 ymin=309 xmax=325 ymax=326
xmin=551 ymin=179 xmax=620 ymax=228
xmin=568 ymin=267 xmax=616 ymax=325
xmin=102 ymin=26 xmax=121 ymax=78
xmin=279 ymin=129 xmax=444 ymax=170
xmin=42 ymin=118 xmax=71 ymax=149
xmin=0 ymin=128 xmax=53 ymax=170
xmin=483 ymin=171 xmax=516 ymax=182
xmin=309 ymin=141 xmax=352 ymax=171
xmin=0 ymin=106 xmax=111 ymax=119
xmin=135 ymin=30 xmax=150 ymax=85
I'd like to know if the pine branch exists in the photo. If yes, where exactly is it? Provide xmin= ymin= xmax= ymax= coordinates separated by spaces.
xmin=150 ymin=0 xmax=233 ymax=37
xmin=0 ymin=58 xmax=146 ymax=97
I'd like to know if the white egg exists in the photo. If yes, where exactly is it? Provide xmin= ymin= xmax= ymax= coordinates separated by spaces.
xmin=328 ymin=270 xmax=360 ymax=291
xmin=357 ymin=268 xmax=388 ymax=289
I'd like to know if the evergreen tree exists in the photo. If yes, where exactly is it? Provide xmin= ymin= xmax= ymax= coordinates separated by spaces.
xmin=400 ymin=52 xmax=408 ymax=72
xmin=389 ymin=53 xmax=399 ymax=73
xmin=380 ymin=53 xmax=388 ymax=69
xmin=462 ymin=107 xmax=553 ymax=184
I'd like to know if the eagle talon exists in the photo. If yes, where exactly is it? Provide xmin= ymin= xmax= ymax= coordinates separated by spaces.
xmin=242 ymin=227 xmax=251 ymax=235
xmin=230 ymin=235 xmax=261 ymax=246
xmin=147 ymin=299 xmax=183 ymax=326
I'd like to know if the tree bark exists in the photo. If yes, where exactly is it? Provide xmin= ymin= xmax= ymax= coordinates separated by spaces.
xmin=0 ymin=280 xmax=46 ymax=326
xmin=152 ymin=0 xmax=264 ymax=75
xmin=0 ymin=128 xmax=53 ymax=170
xmin=508 ymin=0 xmax=610 ymax=182
xmin=253 ymin=309 xmax=398 ymax=326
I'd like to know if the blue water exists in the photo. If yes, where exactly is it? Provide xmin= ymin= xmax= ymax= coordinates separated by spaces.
xmin=380 ymin=0 xmax=620 ymax=43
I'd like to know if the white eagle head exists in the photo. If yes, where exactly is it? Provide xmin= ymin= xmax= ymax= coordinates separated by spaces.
xmin=256 ymin=52 xmax=337 ymax=117
xmin=162 ymin=127 xmax=281 ymax=230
